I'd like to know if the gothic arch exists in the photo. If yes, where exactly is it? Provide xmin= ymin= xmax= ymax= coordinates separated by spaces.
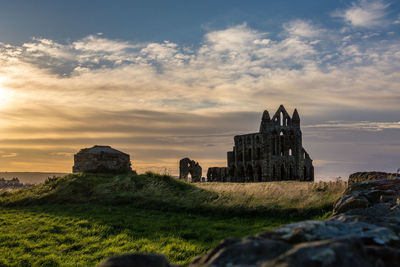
xmin=255 ymin=165 xmax=262 ymax=182
xmin=280 ymin=163 xmax=286 ymax=180
xmin=246 ymin=164 xmax=254 ymax=182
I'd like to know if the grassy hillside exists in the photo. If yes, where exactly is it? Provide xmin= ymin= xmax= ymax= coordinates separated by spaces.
xmin=0 ymin=172 xmax=68 ymax=184
xmin=0 ymin=172 xmax=346 ymax=216
xmin=0 ymin=173 xmax=347 ymax=266
xmin=0 ymin=172 xmax=216 ymax=209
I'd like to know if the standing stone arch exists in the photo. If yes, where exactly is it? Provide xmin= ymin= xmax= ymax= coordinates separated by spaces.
xmin=179 ymin=158 xmax=202 ymax=182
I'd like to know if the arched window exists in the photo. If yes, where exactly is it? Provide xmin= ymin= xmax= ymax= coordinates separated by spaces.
xmin=280 ymin=131 xmax=284 ymax=136
xmin=289 ymin=165 xmax=293 ymax=179
xmin=289 ymin=149 xmax=292 ymax=156
xmin=280 ymin=112 xmax=284 ymax=126
xmin=237 ymin=152 xmax=243 ymax=162
xmin=273 ymin=165 xmax=276 ymax=180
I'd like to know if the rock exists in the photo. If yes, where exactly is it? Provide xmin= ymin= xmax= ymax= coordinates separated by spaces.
xmin=348 ymin=171 xmax=399 ymax=185
xmin=73 ymin=145 xmax=132 ymax=174
xmin=98 ymin=253 xmax=171 ymax=267
xmin=333 ymin=193 xmax=369 ymax=214
xmin=263 ymin=238 xmax=372 ymax=267
xmin=190 ymin=237 xmax=291 ymax=266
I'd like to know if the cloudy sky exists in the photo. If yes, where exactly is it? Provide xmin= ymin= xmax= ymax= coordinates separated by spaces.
xmin=0 ymin=0 xmax=399 ymax=179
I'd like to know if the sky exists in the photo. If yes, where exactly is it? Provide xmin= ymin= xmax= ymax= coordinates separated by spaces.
xmin=0 ymin=0 xmax=399 ymax=180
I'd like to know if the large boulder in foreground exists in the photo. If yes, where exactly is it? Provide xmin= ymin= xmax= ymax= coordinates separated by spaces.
xmin=98 ymin=176 xmax=400 ymax=266
xmin=73 ymin=145 xmax=132 ymax=174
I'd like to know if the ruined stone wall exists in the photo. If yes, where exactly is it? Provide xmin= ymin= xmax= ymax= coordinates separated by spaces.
xmin=206 ymin=167 xmax=229 ymax=182
xmin=224 ymin=105 xmax=314 ymax=182
xmin=179 ymin=158 xmax=202 ymax=182
xmin=73 ymin=147 xmax=131 ymax=174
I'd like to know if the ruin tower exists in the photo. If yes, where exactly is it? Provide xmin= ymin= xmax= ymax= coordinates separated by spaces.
xmin=224 ymin=105 xmax=314 ymax=182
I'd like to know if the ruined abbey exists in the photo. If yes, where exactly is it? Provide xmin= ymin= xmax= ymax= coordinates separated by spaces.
xmin=207 ymin=105 xmax=314 ymax=182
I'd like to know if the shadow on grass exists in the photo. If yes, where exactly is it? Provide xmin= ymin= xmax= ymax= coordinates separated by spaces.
xmin=0 ymin=172 xmax=333 ymax=220
xmin=0 ymin=173 xmax=334 ymax=265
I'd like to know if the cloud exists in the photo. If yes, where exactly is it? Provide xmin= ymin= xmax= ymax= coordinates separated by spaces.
xmin=283 ymin=20 xmax=323 ymax=38
xmin=305 ymin=121 xmax=400 ymax=132
xmin=333 ymin=0 xmax=390 ymax=28
xmin=1 ymin=152 xmax=17 ymax=158
xmin=0 ymin=16 xmax=400 ymax=178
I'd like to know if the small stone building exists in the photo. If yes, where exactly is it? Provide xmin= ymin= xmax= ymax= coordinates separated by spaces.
xmin=73 ymin=145 xmax=132 ymax=173
xmin=208 ymin=105 xmax=314 ymax=182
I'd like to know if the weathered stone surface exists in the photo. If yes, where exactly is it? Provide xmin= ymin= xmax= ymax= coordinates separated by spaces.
xmin=179 ymin=158 xmax=202 ymax=182
xmin=99 ymin=177 xmax=400 ymax=267
xmin=73 ymin=145 xmax=131 ymax=174
xmin=348 ymin=171 xmax=400 ymax=185
xmin=207 ymin=167 xmax=229 ymax=182
xmin=211 ymin=105 xmax=314 ymax=182
xmin=98 ymin=253 xmax=171 ymax=267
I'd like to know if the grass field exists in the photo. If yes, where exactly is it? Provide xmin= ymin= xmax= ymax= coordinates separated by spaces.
xmin=0 ymin=173 xmax=346 ymax=266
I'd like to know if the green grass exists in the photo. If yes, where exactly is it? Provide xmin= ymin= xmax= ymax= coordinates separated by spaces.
xmin=0 ymin=205 xmax=306 ymax=266
xmin=0 ymin=172 xmax=345 ymax=266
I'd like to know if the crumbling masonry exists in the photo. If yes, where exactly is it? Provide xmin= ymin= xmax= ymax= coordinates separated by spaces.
xmin=179 ymin=158 xmax=202 ymax=182
xmin=208 ymin=105 xmax=314 ymax=182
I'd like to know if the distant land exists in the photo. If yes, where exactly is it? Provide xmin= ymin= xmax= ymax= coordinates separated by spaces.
xmin=0 ymin=172 xmax=68 ymax=184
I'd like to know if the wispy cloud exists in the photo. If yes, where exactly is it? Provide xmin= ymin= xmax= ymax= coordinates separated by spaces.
xmin=333 ymin=0 xmax=390 ymax=28
xmin=283 ymin=20 xmax=323 ymax=38
xmin=0 ymin=12 xmax=399 ymax=178
xmin=1 ymin=152 xmax=17 ymax=158
xmin=305 ymin=121 xmax=400 ymax=131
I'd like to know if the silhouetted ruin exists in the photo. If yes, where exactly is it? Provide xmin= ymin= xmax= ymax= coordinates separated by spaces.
xmin=73 ymin=145 xmax=132 ymax=173
xmin=208 ymin=105 xmax=314 ymax=182
xmin=179 ymin=158 xmax=202 ymax=182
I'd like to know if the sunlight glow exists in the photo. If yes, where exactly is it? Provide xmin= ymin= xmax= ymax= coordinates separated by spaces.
xmin=0 ymin=77 xmax=13 ymax=108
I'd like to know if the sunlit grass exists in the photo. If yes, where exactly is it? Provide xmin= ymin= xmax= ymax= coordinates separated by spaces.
xmin=0 ymin=173 xmax=346 ymax=266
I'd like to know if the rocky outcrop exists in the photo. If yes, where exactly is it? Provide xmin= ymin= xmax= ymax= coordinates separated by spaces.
xmin=98 ymin=253 xmax=174 ymax=267
xmin=73 ymin=145 xmax=132 ymax=174
xmin=348 ymin=171 xmax=399 ymax=185
xmin=98 ymin=177 xmax=400 ymax=267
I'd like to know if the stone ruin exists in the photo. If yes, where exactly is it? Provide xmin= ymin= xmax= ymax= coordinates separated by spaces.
xmin=179 ymin=158 xmax=202 ymax=182
xmin=208 ymin=105 xmax=314 ymax=182
xmin=73 ymin=145 xmax=132 ymax=174
xmin=207 ymin=167 xmax=229 ymax=182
